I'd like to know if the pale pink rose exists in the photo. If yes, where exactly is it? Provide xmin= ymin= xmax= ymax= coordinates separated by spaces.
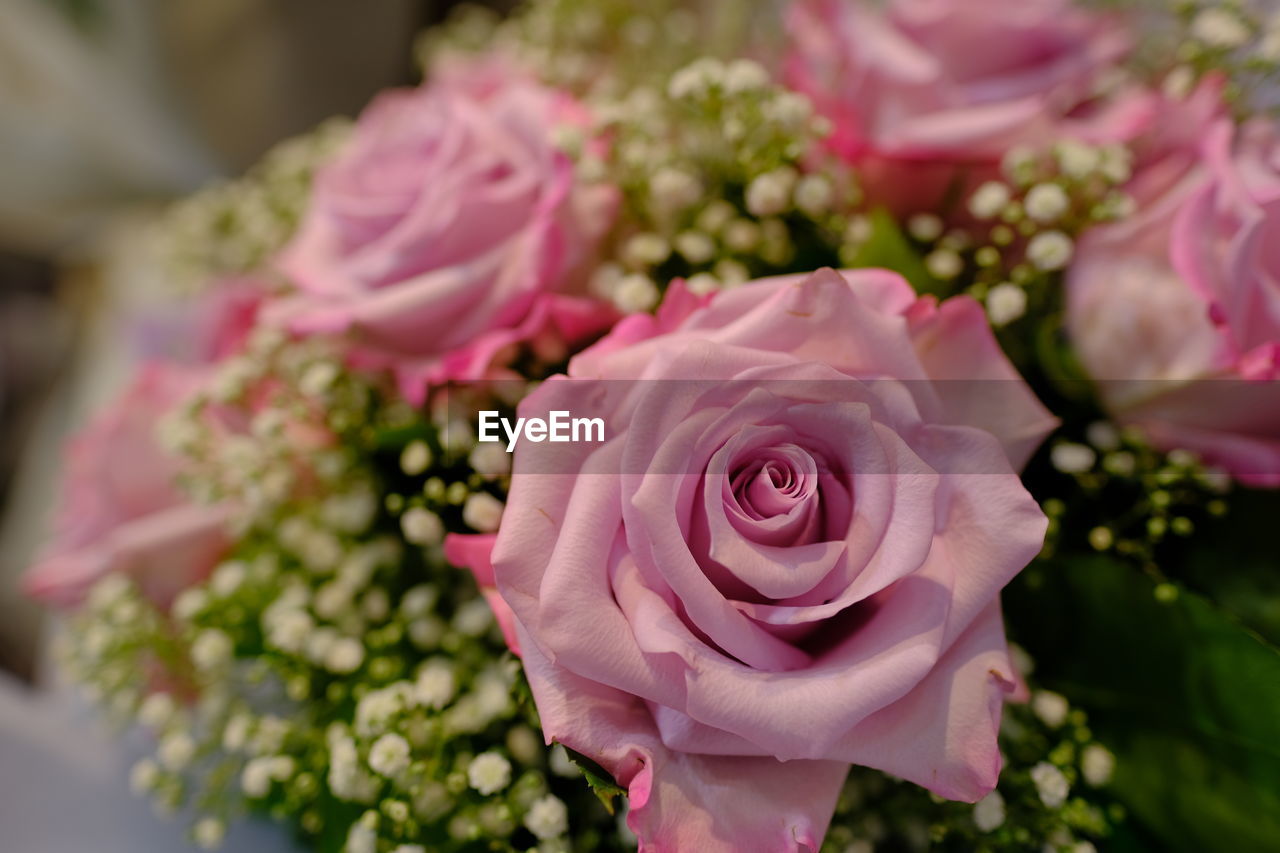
xmin=785 ymin=0 xmax=1152 ymax=211
xmin=1068 ymin=119 xmax=1280 ymax=486
xmin=24 ymin=364 xmax=231 ymax=609
xmin=270 ymin=65 xmax=618 ymax=404
xmin=133 ymin=278 xmax=267 ymax=364
xmin=491 ymin=268 xmax=1054 ymax=850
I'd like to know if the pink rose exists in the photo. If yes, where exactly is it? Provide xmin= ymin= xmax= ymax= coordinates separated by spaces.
xmin=271 ymin=65 xmax=617 ymax=403
xmin=133 ymin=277 xmax=266 ymax=364
xmin=490 ymin=269 xmax=1054 ymax=850
xmin=785 ymin=0 xmax=1152 ymax=212
xmin=24 ymin=364 xmax=231 ymax=608
xmin=1067 ymin=119 xmax=1280 ymax=485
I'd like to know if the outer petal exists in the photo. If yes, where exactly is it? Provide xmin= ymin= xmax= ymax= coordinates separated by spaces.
xmin=517 ymin=626 xmax=849 ymax=853
xmin=833 ymin=601 xmax=1017 ymax=800
xmin=906 ymin=295 xmax=1057 ymax=469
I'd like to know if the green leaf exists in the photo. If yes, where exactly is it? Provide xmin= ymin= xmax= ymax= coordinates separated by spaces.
xmin=1180 ymin=489 xmax=1280 ymax=646
xmin=1006 ymin=556 xmax=1280 ymax=853
xmin=843 ymin=208 xmax=947 ymax=297
xmin=562 ymin=746 xmax=626 ymax=816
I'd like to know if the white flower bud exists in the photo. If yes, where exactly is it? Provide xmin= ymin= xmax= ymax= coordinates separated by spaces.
xmin=345 ymin=822 xmax=378 ymax=853
xmin=685 ymin=273 xmax=721 ymax=296
xmin=745 ymin=169 xmax=797 ymax=217
xmin=1052 ymin=442 xmax=1097 ymax=474
xmin=973 ymin=790 xmax=1006 ymax=832
xmin=986 ymin=283 xmax=1027 ymax=327
xmin=172 ymin=588 xmax=208 ymax=622
xmin=299 ymin=361 xmax=340 ymax=397
xmin=138 ymin=693 xmax=176 ymax=729
xmin=1081 ymin=743 xmax=1116 ymax=786
xmin=368 ymin=733 xmax=412 ymax=778
xmin=191 ymin=630 xmax=233 ymax=671
xmin=130 ymin=758 xmax=160 ymax=795
xmin=266 ymin=608 xmax=313 ymax=654
xmin=468 ymin=752 xmax=513 ymax=795
xmin=401 ymin=507 xmax=444 ymax=546
xmin=324 ymin=637 xmax=365 ymax=674
xmin=696 ymin=200 xmax=737 ymax=234
xmin=724 ymin=219 xmax=762 ymax=253
xmin=159 ymin=732 xmax=197 ymax=771
xmin=1191 ymin=9 xmax=1250 ymax=49
xmin=794 ymin=174 xmax=833 ymax=215
xmin=193 ymin=817 xmax=226 ymax=850
xmin=925 ymin=249 xmax=963 ymax=280
xmin=713 ymin=259 xmax=750 ymax=287
xmin=1031 ymin=762 xmax=1071 ymax=808
xmin=462 ymin=493 xmax=505 ymax=533
xmin=623 ymin=232 xmax=671 ymax=268
xmin=415 ymin=661 xmax=457 ymax=709
xmin=1032 ymin=690 xmax=1070 ymax=728
xmin=907 ymin=213 xmax=944 ymax=242
xmin=1024 ymin=183 xmax=1070 ymax=223
xmin=764 ymin=91 xmax=812 ymax=128
xmin=1027 ymin=230 xmax=1074 ymax=271
xmin=453 ymin=598 xmax=495 ymax=637
xmin=612 ymin=274 xmax=660 ymax=314
xmin=210 ymin=561 xmax=247 ymax=597
xmin=969 ymin=181 xmax=1013 ymax=219
xmin=650 ymin=168 xmax=703 ymax=211
xmin=400 ymin=440 xmax=432 ymax=476
xmin=222 ymin=714 xmax=253 ymax=752
xmin=1055 ymin=140 xmax=1100 ymax=179
xmin=723 ymin=58 xmax=769 ymax=94
xmin=524 ymin=794 xmax=569 ymax=840
xmin=674 ymin=231 xmax=716 ymax=265
xmin=322 ymin=490 xmax=378 ymax=534
xmin=241 ymin=757 xmax=274 ymax=798
xmin=469 ymin=441 xmax=512 ymax=480
xmin=1086 ymin=421 xmax=1122 ymax=452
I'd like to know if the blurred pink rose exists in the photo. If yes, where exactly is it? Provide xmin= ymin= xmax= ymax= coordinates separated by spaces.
xmin=133 ymin=277 xmax=267 ymax=365
xmin=271 ymin=65 xmax=617 ymax=403
xmin=24 ymin=364 xmax=231 ymax=609
xmin=785 ymin=0 xmax=1152 ymax=212
xmin=491 ymin=268 xmax=1053 ymax=850
xmin=1068 ymin=119 xmax=1280 ymax=486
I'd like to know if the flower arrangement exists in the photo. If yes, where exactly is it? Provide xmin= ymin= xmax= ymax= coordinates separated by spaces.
xmin=25 ymin=1 xmax=1280 ymax=851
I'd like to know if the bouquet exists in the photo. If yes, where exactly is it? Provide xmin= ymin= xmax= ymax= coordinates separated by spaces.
xmin=25 ymin=1 xmax=1280 ymax=851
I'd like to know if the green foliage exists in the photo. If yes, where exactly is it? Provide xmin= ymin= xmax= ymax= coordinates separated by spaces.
xmin=842 ymin=208 xmax=946 ymax=297
xmin=1008 ymin=556 xmax=1280 ymax=853
xmin=562 ymin=747 xmax=626 ymax=816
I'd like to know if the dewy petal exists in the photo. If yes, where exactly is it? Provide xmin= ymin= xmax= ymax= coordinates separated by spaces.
xmin=517 ymin=627 xmax=848 ymax=853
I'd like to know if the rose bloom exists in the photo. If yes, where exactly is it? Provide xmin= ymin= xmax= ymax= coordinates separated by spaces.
xmin=1067 ymin=119 xmax=1280 ymax=486
xmin=467 ymin=269 xmax=1053 ymax=849
xmin=271 ymin=62 xmax=617 ymax=403
xmin=785 ymin=0 xmax=1151 ymax=212
xmin=24 ymin=364 xmax=231 ymax=608
xmin=132 ymin=277 xmax=266 ymax=365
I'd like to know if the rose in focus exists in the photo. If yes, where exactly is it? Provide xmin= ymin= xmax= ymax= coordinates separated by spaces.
xmin=478 ymin=269 xmax=1054 ymax=850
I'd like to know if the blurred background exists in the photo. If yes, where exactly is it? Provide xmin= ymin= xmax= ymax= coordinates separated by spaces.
xmin=1 ymin=6 xmax=534 ymax=845
xmin=0 ymin=0 xmax=515 ymax=683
